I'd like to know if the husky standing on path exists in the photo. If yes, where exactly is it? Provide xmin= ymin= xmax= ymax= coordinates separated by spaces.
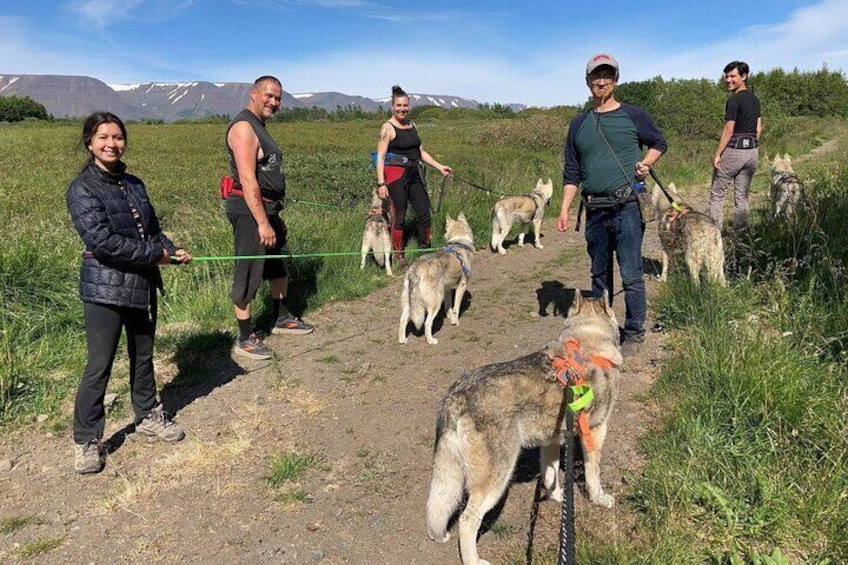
xmin=426 ymin=291 xmax=622 ymax=565
xmin=490 ymin=178 xmax=554 ymax=254
xmin=398 ymin=213 xmax=474 ymax=345
xmin=769 ymin=153 xmax=807 ymax=220
xmin=359 ymin=194 xmax=393 ymax=276
xmin=653 ymin=182 xmax=727 ymax=287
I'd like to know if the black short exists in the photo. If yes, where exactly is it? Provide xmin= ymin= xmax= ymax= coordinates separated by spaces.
xmin=228 ymin=213 xmax=290 ymax=304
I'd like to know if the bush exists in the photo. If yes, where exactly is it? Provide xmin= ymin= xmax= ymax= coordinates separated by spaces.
xmin=0 ymin=95 xmax=51 ymax=122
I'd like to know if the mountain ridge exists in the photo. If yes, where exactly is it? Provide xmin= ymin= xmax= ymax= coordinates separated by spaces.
xmin=0 ymin=74 xmax=526 ymax=121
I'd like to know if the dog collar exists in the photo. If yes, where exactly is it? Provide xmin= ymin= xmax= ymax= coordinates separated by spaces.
xmin=662 ymin=205 xmax=691 ymax=231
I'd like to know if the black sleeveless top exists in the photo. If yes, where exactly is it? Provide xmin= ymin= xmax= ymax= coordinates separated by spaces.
xmin=387 ymin=122 xmax=422 ymax=161
xmin=225 ymin=108 xmax=287 ymax=214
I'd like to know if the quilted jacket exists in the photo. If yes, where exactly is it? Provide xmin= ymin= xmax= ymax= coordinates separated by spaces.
xmin=66 ymin=161 xmax=177 ymax=310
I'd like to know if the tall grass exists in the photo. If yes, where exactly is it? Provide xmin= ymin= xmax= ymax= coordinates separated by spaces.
xmin=635 ymin=149 xmax=848 ymax=562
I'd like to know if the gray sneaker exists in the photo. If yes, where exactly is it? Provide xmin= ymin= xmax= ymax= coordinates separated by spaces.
xmin=233 ymin=332 xmax=273 ymax=359
xmin=271 ymin=314 xmax=314 ymax=335
xmin=74 ymin=440 xmax=104 ymax=474
xmin=136 ymin=406 xmax=185 ymax=442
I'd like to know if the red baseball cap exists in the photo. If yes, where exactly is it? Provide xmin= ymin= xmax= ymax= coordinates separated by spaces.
xmin=586 ymin=53 xmax=619 ymax=77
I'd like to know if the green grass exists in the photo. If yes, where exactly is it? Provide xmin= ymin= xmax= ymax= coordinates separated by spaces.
xmin=266 ymin=451 xmax=319 ymax=487
xmin=19 ymin=536 xmax=65 ymax=559
xmin=0 ymin=515 xmax=43 ymax=534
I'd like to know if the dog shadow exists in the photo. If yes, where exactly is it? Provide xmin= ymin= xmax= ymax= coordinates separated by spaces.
xmin=496 ymin=232 xmax=542 ymax=252
xmin=535 ymin=281 xmax=576 ymax=317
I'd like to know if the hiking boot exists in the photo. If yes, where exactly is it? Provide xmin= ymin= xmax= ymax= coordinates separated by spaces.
xmin=74 ymin=440 xmax=105 ymax=474
xmin=234 ymin=332 xmax=273 ymax=359
xmin=271 ymin=314 xmax=314 ymax=336
xmin=136 ymin=406 xmax=186 ymax=442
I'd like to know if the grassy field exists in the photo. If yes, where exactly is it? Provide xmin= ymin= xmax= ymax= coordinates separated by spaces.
xmin=1 ymin=113 xmax=846 ymax=562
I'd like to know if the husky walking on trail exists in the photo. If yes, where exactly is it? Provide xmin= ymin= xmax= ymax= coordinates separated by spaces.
xmin=490 ymin=178 xmax=554 ymax=254
xmin=653 ymin=182 xmax=727 ymax=287
xmin=426 ymin=291 xmax=622 ymax=565
xmin=398 ymin=213 xmax=474 ymax=345
xmin=768 ymin=153 xmax=807 ymax=220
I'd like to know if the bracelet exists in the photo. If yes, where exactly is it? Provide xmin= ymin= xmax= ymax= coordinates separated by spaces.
xmin=377 ymin=182 xmax=386 ymax=187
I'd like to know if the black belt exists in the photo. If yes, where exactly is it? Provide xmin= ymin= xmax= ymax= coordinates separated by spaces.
xmin=729 ymin=135 xmax=758 ymax=149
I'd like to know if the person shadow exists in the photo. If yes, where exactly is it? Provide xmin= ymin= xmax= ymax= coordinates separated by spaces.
xmin=103 ymin=330 xmax=248 ymax=454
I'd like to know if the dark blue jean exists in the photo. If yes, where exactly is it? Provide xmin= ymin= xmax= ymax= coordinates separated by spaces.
xmin=584 ymin=200 xmax=646 ymax=342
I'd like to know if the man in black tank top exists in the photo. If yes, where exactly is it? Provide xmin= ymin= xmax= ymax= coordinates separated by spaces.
xmin=709 ymin=60 xmax=762 ymax=231
xmin=226 ymin=76 xmax=313 ymax=361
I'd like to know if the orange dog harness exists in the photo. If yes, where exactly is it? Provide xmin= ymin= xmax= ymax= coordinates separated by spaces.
xmin=551 ymin=338 xmax=614 ymax=452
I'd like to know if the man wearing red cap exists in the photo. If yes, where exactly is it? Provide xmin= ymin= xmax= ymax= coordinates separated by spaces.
xmin=556 ymin=53 xmax=667 ymax=357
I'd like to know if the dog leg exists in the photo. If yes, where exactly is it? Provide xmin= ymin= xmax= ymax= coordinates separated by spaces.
xmin=660 ymin=250 xmax=670 ymax=282
xmin=444 ymin=288 xmax=456 ymax=326
xmin=458 ymin=469 xmax=513 ymax=565
xmin=424 ymin=307 xmax=439 ymax=345
xmin=686 ymin=253 xmax=702 ymax=287
xmin=533 ymin=219 xmax=544 ymax=249
xmin=540 ymin=442 xmax=562 ymax=502
xmin=360 ymin=241 xmax=369 ymax=270
xmin=582 ymin=421 xmax=614 ymax=508
xmin=384 ymin=251 xmax=393 ymax=277
xmin=398 ymin=283 xmax=410 ymax=344
xmin=450 ymin=278 xmax=467 ymax=326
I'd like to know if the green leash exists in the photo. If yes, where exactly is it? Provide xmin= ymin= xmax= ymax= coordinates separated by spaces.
xmin=174 ymin=248 xmax=436 ymax=263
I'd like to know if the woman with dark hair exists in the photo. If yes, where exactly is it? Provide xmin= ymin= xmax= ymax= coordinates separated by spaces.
xmin=66 ymin=111 xmax=191 ymax=474
xmin=374 ymin=85 xmax=453 ymax=265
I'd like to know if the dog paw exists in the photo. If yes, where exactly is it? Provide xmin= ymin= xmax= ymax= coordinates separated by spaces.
xmin=549 ymin=487 xmax=563 ymax=503
xmin=498 ymin=248 xmax=507 ymax=255
xmin=591 ymin=492 xmax=615 ymax=508
xmin=399 ymin=337 xmax=408 ymax=344
xmin=429 ymin=531 xmax=451 ymax=544
xmin=535 ymin=243 xmax=544 ymax=249
xmin=425 ymin=337 xmax=439 ymax=345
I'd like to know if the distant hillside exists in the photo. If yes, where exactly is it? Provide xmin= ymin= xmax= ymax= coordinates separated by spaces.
xmin=0 ymin=74 xmax=524 ymax=121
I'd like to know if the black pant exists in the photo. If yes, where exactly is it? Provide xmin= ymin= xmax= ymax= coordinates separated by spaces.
xmin=386 ymin=165 xmax=432 ymax=245
xmin=73 ymin=300 xmax=159 ymax=444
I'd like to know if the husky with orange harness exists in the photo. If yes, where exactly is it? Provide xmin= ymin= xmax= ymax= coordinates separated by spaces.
xmin=426 ymin=291 xmax=621 ymax=565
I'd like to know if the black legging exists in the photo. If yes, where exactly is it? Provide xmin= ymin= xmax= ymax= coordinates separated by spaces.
xmin=73 ymin=300 xmax=159 ymax=444
xmin=386 ymin=165 xmax=431 ymax=246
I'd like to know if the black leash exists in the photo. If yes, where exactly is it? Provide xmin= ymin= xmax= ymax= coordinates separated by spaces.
xmin=648 ymin=169 xmax=683 ymax=212
xmin=558 ymin=385 xmax=576 ymax=565
xmin=450 ymin=174 xmax=509 ymax=197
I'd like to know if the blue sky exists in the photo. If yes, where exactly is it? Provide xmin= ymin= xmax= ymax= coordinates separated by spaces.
xmin=1 ymin=0 xmax=846 ymax=107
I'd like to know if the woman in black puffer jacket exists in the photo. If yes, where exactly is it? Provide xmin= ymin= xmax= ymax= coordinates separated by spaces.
xmin=66 ymin=112 xmax=191 ymax=474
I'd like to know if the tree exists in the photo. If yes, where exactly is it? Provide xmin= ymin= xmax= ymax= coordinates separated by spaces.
xmin=0 ymin=95 xmax=51 ymax=122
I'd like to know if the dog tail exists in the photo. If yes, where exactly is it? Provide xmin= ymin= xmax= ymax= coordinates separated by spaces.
xmin=426 ymin=415 xmax=465 ymax=542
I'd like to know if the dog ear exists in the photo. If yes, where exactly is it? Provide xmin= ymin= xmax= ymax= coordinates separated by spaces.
xmin=457 ymin=212 xmax=467 ymax=223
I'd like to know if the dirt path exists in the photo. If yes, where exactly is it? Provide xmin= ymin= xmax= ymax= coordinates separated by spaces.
xmin=0 ymin=209 xmax=672 ymax=564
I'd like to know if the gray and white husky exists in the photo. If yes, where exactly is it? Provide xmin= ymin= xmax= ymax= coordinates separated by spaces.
xmin=653 ymin=182 xmax=727 ymax=287
xmin=426 ymin=291 xmax=621 ymax=565
xmin=490 ymin=178 xmax=553 ymax=254
xmin=359 ymin=196 xmax=393 ymax=276
xmin=398 ymin=213 xmax=474 ymax=345
xmin=769 ymin=153 xmax=807 ymax=220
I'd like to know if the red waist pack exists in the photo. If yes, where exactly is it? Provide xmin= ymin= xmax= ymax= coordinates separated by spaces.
xmin=219 ymin=175 xmax=241 ymax=199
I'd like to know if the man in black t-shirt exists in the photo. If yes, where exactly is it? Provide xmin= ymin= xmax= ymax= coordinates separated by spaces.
xmin=709 ymin=60 xmax=762 ymax=231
